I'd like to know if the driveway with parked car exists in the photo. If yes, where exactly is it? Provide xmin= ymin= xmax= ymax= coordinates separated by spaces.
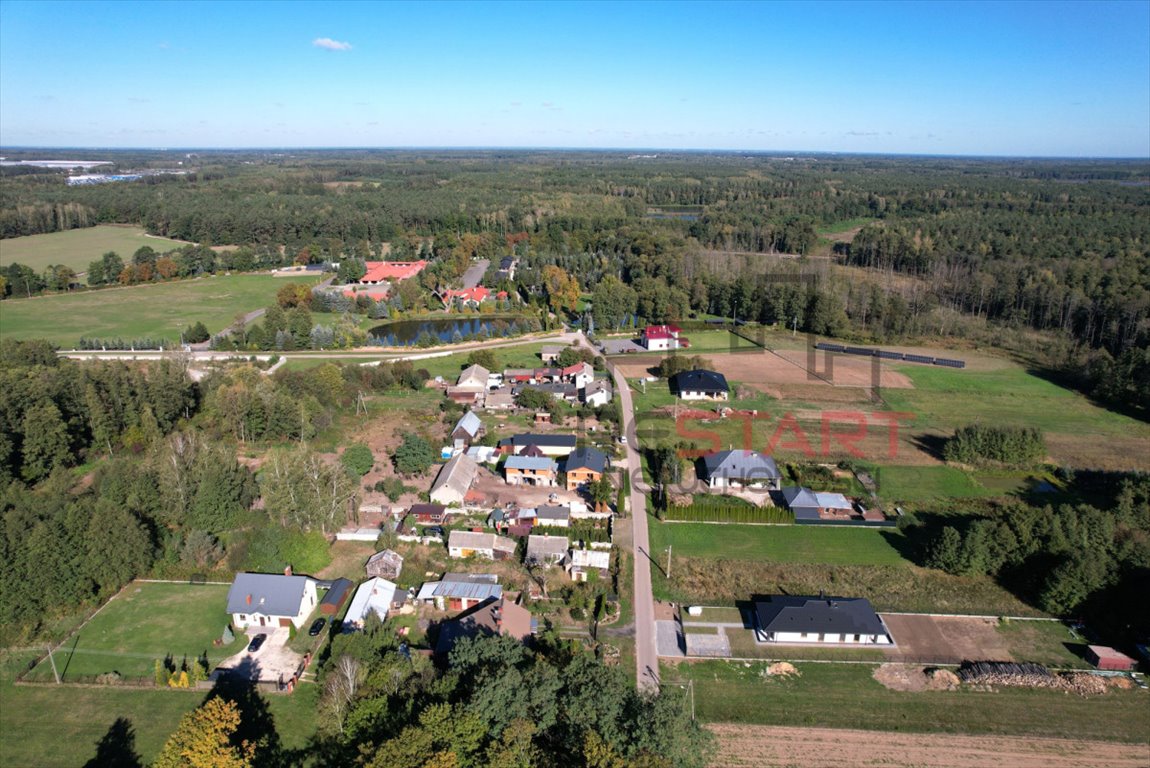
xmin=211 ymin=627 xmax=304 ymax=684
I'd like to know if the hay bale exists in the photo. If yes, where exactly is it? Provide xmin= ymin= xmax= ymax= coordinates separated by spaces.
xmin=766 ymin=662 xmax=799 ymax=677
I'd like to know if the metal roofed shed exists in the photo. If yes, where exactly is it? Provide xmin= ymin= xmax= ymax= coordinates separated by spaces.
xmin=344 ymin=578 xmax=399 ymax=630
xmin=1086 ymin=645 xmax=1138 ymax=671
xmin=318 ymin=578 xmax=354 ymax=615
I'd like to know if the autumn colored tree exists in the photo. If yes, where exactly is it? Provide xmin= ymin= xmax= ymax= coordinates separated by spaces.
xmin=542 ymin=265 xmax=580 ymax=314
xmin=153 ymin=697 xmax=254 ymax=768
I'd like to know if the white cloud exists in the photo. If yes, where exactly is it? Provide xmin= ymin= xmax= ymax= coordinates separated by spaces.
xmin=313 ymin=37 xmax=352 ymax=52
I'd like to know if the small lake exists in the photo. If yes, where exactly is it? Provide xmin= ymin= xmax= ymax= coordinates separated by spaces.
xmin=367 ymin=316 xmax=528 ymax=347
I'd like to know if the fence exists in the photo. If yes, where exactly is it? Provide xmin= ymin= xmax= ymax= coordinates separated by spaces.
xmin=664 ymin=499 xmax=794 ymax=524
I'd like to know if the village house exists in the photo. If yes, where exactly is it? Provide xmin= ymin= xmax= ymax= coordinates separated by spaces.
xmin=672 ymin=369 xmax=730 ymax=400
xmin=525 ymin=534 xmax=570 ymax=567
xmin=451 ymin=411 xmax=484 ymax=449
xmin=700 ymin=450 xmax=782 ymax=491
xmin=498 ymin=433 xmax=578 ymax=457
xmin=753 ymin=595 xmax=893 ymax=645
xmin=448 ymin=530 xmax=518 ymax=560
xmin=540 ymin=345 xmax=564 ymax=363
xmin=345 ymin=577 xmax=399 ymax=631
xmin=782 ymin=487 xmax=855 ymax=521
xmin=456 ymin=364 xmax=490 ymax=390
xmin=567 ymin=547 xmax=611 ymax=582
xmin=534 ymin=504 xmax=571 ymax=528
xmin=562 ymin=361 xmax=595 ymax=389
xmin=434 ymin=595 xmax=535 ymax=656
xmin=484 ymin=391 xmax=516 ymax=410
xmin=358 ymin=260 xmax=428 ymax=285
xmin=226 ymin=571 xmax=318 ymax=631
xmin=504 ymin=455 xmax=559 ymax=487
xmin=364 ymin=549 xmax=404 ymax=580
xmin=409 ymin=503 xmax=448 ymax=525
xmin=429 ymin=453 xmax=479 ymax=506
xmin=582 ymin=379 xmax=613 ymax=408
xmin=441 ymin=286 xmax=508 ymax=309
xmin=564 ymin=446 xmax=609 ymax=491
xmin=517 ymin=381 xmax=578 ymax=403
xmin=641 ymin=324 xmax=686 ymax=351
xmin=416 ymin=573 xmax=502 ymax=611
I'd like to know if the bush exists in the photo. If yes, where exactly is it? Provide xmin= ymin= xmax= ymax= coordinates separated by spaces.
xmin=342 ymin=443 xmax=374 ymax=477
xmin=393 ymin=432 xmax=436 ymax=476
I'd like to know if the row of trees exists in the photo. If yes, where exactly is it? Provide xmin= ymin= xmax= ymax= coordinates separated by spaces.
xmin=943 ymin=424 xmax=1046 ymax=467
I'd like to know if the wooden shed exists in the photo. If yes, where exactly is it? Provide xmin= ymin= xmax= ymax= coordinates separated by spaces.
xmin=318 ymin=578 xmax=354 ymax=616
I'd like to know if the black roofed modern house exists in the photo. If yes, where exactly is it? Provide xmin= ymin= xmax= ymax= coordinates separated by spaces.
xmin=226 ymin=571 xmax=319 ymax=630
xmin=754 ymin=595 xmax=893 ymax=645
xmin=700 ymin=450 xmax=782 ymax=491
xmin=671 ymin=369 xmax=729 ymax=401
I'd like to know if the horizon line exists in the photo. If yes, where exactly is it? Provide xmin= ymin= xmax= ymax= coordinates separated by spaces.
xmin=2 ymin=145 xmax=1149 ymax=162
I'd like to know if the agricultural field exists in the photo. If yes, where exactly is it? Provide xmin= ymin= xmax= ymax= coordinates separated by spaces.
xmin=22 ymin=582 xmax=245 ymax=682
xmin=664 ymin=660 xmax=1150 ymax=743
xmin=0 ymin=225 xmax=191 ymax=273
xmin=0 ymin=651 xmax=319 ymax=768
xmin=0 ymin=274 xmax=317 ymax=347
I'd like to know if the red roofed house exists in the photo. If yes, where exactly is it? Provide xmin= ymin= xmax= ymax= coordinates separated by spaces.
xmin=360 ymin=260 xmax=428 ymax=284
xmin=441 ymin=286 xmax=508 ymax=309
xmin=642 ymin=324 xmax=687 ymax=351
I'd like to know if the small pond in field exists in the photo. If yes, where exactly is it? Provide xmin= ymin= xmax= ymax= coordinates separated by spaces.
xmin=367 ymin=316 xmax=531 ymax=347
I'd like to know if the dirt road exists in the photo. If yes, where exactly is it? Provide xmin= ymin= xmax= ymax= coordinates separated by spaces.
xmin=706 ymin=724 xmax=1150 ymax=768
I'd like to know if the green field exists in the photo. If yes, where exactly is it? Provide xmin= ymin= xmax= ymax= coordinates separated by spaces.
xmin=884 ymin=364 xmax=1140 ymax=436
xmin=1 ymin=651 xmax=319 ymax=767
xmin=875 ymin=465 xmax=1000 ymax=502
xmin=663 ymin=660 xmax=1149 ymax=742
xmin=24 ymin=582 xmax=245 ymax=682
xmin=648 ymin=519 xmax=907 ymax=566
xmin=0 ymin=274 xmax=317 ymax=346
xmin=0 ymin=225 xmax=191 ymax=273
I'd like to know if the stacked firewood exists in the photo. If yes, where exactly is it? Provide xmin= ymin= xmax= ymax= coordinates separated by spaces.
xmin=958 ymin=661 xmax=1059 ymax=688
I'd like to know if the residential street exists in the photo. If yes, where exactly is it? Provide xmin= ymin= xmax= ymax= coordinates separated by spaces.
xmin=606 ymin=348 xmax=661 ymax=693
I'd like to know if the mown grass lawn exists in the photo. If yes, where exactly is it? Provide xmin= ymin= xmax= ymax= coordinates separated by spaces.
xmin=1 ymin=651 xmax=319 ymax=768
xmin=0 ymin=225 xmax=190 ymax=273
xmin=648 ymin=519 xmax=908 ymax=566
xmin=0 ymin=274 xmax=318 ymax=346
xmin=24 ymin=582 xmax=245 ymax=682
xmin=997 ymin=620 xmax=1093 ymax=669
xmin=663 ymin=660 xmax=1150 ymax=743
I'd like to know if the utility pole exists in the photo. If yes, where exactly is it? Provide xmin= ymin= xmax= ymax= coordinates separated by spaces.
xmin=689 ymin=678 xmax=695 ymax=721
xmin=666 ymin=544 xmax=672 ymax=579
xmin=792 ymin=316 xmax=798 ymax=337
xmin=46 ymin=644 xmax=61 ymax=684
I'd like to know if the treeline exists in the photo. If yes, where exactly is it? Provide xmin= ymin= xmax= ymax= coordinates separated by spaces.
xmin=944 ymin=424 xmax=1046 ymax=467
xmin=920 ymin=475 xmax=1150 ymax=638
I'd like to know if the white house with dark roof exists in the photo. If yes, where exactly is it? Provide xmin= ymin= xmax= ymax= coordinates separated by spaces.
xmin=754 ymin=595 xmax=893 ymax=645
xmin=452 ymin=411 xmax=484 ymax=449
xmin=672 ymin=369 xmax=729 ymax=400
xmin=226 ymin=572 xmax=318 ymax=630
xmin=700 ymin=450 xmax=782 ymax=491
xmin=582 ymin=379 xmax=613 ymax=408
xmin=534 ymin=504 xmax=571 ymax=528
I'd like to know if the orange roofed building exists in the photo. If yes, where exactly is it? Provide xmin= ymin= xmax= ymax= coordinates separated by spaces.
xmin=360 ymin=260 xmax=428 ymax=284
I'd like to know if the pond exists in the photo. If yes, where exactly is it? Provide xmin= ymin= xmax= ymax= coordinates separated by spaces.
xmin=367 ymin=316 xmax=530 ymax=347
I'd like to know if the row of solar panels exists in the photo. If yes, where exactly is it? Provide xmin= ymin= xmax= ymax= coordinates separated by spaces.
xmin=814 ymin=342 xmax=966 ymax=369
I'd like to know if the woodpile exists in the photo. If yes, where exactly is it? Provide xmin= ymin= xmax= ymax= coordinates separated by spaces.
xmin=958 ymin=661 xmax=1057 ymax=687
xmin=958 ymin=661 xmax=1109 ymax=696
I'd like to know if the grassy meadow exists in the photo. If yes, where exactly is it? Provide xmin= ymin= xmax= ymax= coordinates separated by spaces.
xmin=662 ymin=660 xmax=1150 ymax=743
xmin=0 ymin=274 xmax=317 ymax=346
xmin=0 ymin=225 xmax=191 ymax=273
xmin=1 ymin=651 xmax=319 ymax=768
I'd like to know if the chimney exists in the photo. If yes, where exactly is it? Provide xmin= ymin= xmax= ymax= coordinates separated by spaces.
xmin=246 ymin=594 xmax=252 ymax=605
xmin=284 ymin=565 xmax=293 ymax=576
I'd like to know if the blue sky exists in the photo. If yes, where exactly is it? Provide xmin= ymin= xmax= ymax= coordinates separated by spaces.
xmin=1 ymin=0 xmax=1147 ymax=156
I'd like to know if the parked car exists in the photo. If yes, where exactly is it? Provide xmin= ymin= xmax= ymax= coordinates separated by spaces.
xmin=421 ymin=525 xmax=445 ymax=538
xmin=308 ymin=617 xmax=327 ymax=637
xmin=247 ymin=634 xmax=267 ymax=653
